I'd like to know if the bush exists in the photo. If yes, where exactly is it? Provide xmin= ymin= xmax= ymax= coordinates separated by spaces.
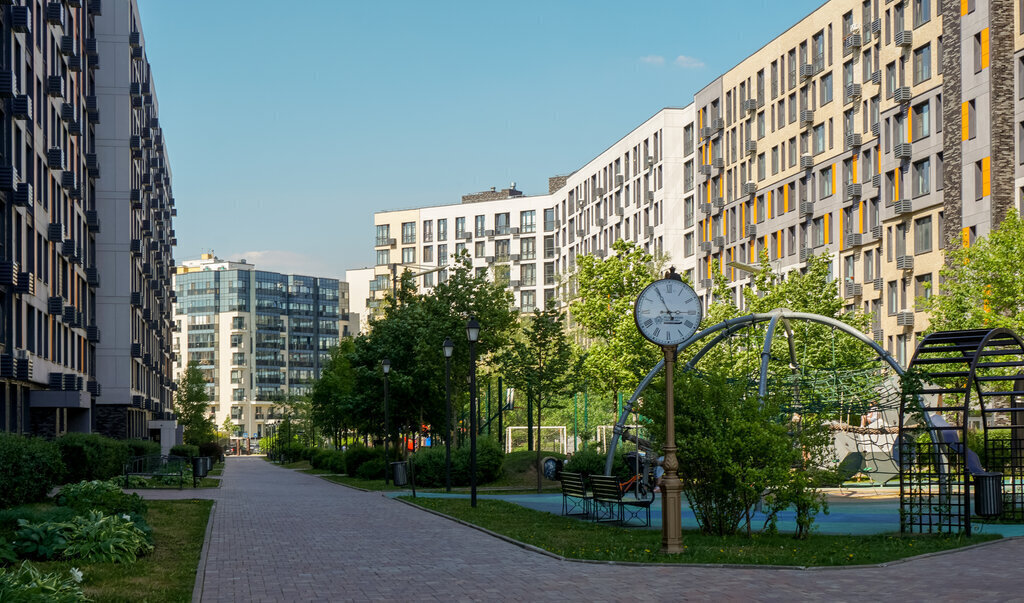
xmin=410 ymin=447 xmax=447 ymax=487
xmin=198 ymin=442 xmax=223 ymax=462
xmin=310 ymin=449 xmax=345 ymax=473
xmin=56 ymin=433 xmax=131 ymax=483
xmin=62 ymin=511 xmax=153 ymax=563
xmin=0 ymin=434 xmax=64 ymax=509
xmin=0 ymin=507 xmax=77 ymax=541
xmin=125 ymin=440 xmax=161 ymax=458
xmin=435 ymin=438 xmax=504 ymax=486
xmin=343 ymin=445 xmax=380 ymax=476
xmin=563 ymin=447 xmax=630 ymax=479
xmin=169 ymin=444 xmax=199 ymax=459
xmin=355 ymin=457 xmax=386 ymax=479
xmin=0 ymin=561 xmax=88 ymax=602
xmin=56 ymin=480 xmax=146 ymax=516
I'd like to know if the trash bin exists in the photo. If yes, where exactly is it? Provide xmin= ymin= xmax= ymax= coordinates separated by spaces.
xmin=542 ymin=457 xmax=563 ymax=480
xmin=974 ymin=472 xmax=1003 ymax=517
xmin=392 ymin=461 xmax=409 ymax=487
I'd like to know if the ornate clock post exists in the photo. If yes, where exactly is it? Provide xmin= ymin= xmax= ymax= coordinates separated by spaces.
xmin=633 ymin=267 xmax=702 ymax=554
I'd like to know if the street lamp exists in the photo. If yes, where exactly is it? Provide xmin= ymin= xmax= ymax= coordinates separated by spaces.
xmin=442 ymin=337 xmax=454 ymax=493
xmin=466 ymin=317 xmax=480 ymax=507
xmin=382 ymin=358 xmax=391 ymax=486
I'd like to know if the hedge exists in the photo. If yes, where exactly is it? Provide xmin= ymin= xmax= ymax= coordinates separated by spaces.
xmin=169 ymin=444 xmax=200 ymax=459
xmin=412 ymin=438 xmax=504 ymax=487
xmin=55 ymin=433 xmax=131 ymax=483
xmin=0 ymin=434 xmax=64 ymax=508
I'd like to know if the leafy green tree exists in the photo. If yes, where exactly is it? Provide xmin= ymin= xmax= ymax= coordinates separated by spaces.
xmin=174 ymin=362 xmax=216 ymax=445
xmin=499 ymin=308 xmax=572 ymax=490
xmin=569 ymin=239 xmax=665 ymax=408
xmin=923 ymin=210 xmax=1024 ymax=334
xmin=310 ymin=339 xmax=358 ymax=449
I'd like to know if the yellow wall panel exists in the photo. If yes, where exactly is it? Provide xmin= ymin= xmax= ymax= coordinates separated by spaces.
xmin=767 ymin=191 xmax=773 ymax=219
xmin=831 ymin=164 xmax=836 ymax=195
xmin=981 ymin=28 xmax=989 ymax=69
xmin=962 ymin=226 xmax=970 ymax=248
xmin=961 ymin=0 xmax=969 ymax=15
xmin=859 ymin=201 xmax=865 ymax=233
xmin=838 ymin=211 xmax=844 ymax=251
xmin=962 ymin=102 xmax=970 ymax=141
xmin=783 ymin=185 xmax=789 ymax=213
xmin=852 ymin=154 xmax=858 ymax=182
xmin=776 ymin=230 xmax=782 ymax=258
xmin=824 ymin=213 xmax=831 ymax=244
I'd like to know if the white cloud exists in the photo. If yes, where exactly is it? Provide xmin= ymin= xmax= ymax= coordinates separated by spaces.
xmin=674 ymin=55 xmax=705 ymax=69
xmin=639 ymin=55 xmax=666 ymax=65
xmin=225 ymin=250 xmax=343 ymax=279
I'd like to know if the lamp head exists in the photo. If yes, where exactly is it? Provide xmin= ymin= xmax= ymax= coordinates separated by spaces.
xmin=466 ymin=316 xmax=481 ymax=343
xmin=381 ymin=358 xmax=391 ymax=375
xmin=442 ymin=337 xmax=454 ymax=358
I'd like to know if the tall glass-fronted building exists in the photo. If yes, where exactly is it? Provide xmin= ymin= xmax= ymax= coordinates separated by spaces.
xmin=172 ymin=255 xmax=344 ymax=439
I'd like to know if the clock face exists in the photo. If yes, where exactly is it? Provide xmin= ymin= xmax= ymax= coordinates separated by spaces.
xmin=634 ymin=278 xmax=702 ymax=346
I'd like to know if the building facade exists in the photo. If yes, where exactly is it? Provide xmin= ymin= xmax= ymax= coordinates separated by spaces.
xmin=0 ymin=0 xmax=176 ymax=439
xmin=172 ymin=255 xmax=345 ymax=439
xmin=366 ymin=0 xmax=1024 ymax=366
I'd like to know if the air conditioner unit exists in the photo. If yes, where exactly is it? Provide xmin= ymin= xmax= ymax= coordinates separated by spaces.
xmin=897 ymin=310 xmax=915 ymax=326
xmin=745 ymin=140 xmax=757 ymax=154
xmin=615 ymin=175 xmax=624 ymax=187
xmin=895 ymin=30 xmax=912 ymax=47
xmin=894 ymin=143 xmax=912 ymax=159
xmin=800 ymin=109 xmax=815 ymax=126
xmin=845 ymin=233 xmax=863 ymax=247
xmin=742 ymin=181 xmax=757 ymax=195
xmin=845 ymin=83 xmax=861 ymax=101
xmin=847 ymin=183 xmax=862 ymax=198
xmin=896 ymin=255 xmax=915 ymax=271
xmin=894 ymin=199 xmax=913 ymax=215
xmin=894 ymin=86 xmax=912 ymax=103
xmin=746 ymin=223 xmax=757 ymax=237
xmin=646 ymin=191 xmax=654 ymax=202
xmin=800 ymin=154 xmax=814 ymax=169
xmin=846 ymin=133 xmax=862 ymax=148
xmin=843 ymin=32 xmax=862 ymax=50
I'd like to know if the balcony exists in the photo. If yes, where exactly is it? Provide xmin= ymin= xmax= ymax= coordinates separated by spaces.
xmin=712 ymin=157 xmax=725 ymax=169
xmin=871 ymin=70 xmax=881 ymax=85
xmin=374 ymin=237 xmax=396 ymax=247
xmin=0 ymin=70 xmax=14 ymax=98
xmin=873 ymin=277 xmax=884 ymax=291
xmin=872 ymin=225 xmax=883 ymax=239
xmin=47 ymin=222 xmax=65 ymax=242
xmin=800 ymin=63 xmax=814 ymax=79
xmin=698 ymin=164 xmax=712 ymax=176
xmin=799 ymin=248 xmax=813 ymax=262
xmin=14 ymin=182 xmax=31 ymax=207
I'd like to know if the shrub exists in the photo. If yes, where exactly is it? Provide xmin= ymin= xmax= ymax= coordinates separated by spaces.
xmin=0 ymin=434 xmax=64 ymax=508
xmin=56 ymin=481 xmax=146 ymax=516
xmin=125 ymin=440 xmax=161 ymax=458
xmin=343 ymin=445 xmax=379 ymax=476
xmin=197 ymin=442 xmax=223 ymax=462
xmin=563 ymin=447 xmax=630 ymax=479
xmin=62 ymin=511 xmax=153 ymax=563
xmin=327 ymin=451 xmax=347 ymax=474
xmin=355 ymin=457 xmax=386 ymax=479
xmin=56 ymin=433 xmax=131 ymax=483
xmin=0 ymin=561 xmax=88 ymax=602
xmin=410 ymin=447 xmax=447 ymax=487
xmin=169 ymin=444 xmax=199 ymax=459
xmin=13 ymin=520 xmax=68 ymax=560
xmin=0 ymin=507 xmax=77 ymax=539
xmin=443 ymin=438 xmax=504 ymax=486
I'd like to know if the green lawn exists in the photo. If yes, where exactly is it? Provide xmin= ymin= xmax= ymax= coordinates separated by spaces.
xmin=404 ymin=497 xmax=999 ymax=566
xmin=33 ymin=499 xmax=213 ymax=602
xmin=320 ymin=475 xmax=405 ymax=491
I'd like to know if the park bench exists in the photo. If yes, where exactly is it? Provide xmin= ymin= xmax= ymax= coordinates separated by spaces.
xmin=559 ymin=471 xmax=591 ymax=517
xmin=588 ymin=474 xmax=655 ymax=527
xmin=124 ymin=454 xmax=188 ymax=489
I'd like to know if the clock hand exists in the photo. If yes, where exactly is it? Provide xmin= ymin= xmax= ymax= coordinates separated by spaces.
xmin=655 ymin=288 xmax=674 ymax=316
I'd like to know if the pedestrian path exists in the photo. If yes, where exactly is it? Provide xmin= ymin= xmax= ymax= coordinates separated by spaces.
xmin=139 ymin=457 xmax=1024 ymax=601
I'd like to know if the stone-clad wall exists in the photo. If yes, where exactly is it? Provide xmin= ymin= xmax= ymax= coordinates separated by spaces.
xmin=989 ymin=0 xmax=1015 ymax=226
xmin=942 ymin=0 xmax=963 ymax=261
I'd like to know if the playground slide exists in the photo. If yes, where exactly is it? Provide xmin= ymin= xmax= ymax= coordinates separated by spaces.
xmin=927 ymin=414 xmax=986 ymax=476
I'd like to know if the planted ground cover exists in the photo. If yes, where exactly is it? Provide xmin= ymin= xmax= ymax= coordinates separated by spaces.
xmin=29 ymin=499 xmax=212 ymax=602
xmin=404 ymin=497 xmax=999 ymax=566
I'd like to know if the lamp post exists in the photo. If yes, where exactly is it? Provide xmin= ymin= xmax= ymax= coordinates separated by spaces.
xmin=466 ymin=317 xmax=480 ymax=507
xmin=442 ymin=337 xmax=454 ymax=493
xmin=382 ymin=358 xmax=391 ymax=486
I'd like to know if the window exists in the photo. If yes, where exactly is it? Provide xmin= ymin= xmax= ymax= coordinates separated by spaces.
xmin=757 ymin=153 xmax=766 ymax=180
xmin=495 ymin=240 xmax=510 ymax=261
xmin=914 ymin=216 xmax=933 ymax=253
xmin=495 ymin=212 xmax=511 ymax=235
xmin=684 ymin=198 xmax=694 ymax=228
xmin=544 ymin=235 xmax=555 ymax=259
xmin=913 ymin=0 xmax=930 ymax=27
xmin=401 ymin=222 xmax=416 ymax=244
xmin=888 ymin=281 xmax=898 ymax=314
xmin=437 ymin=218 xmax=447 ymax=241
xmin=821 ymin=73 xmax=833 ymax=105
xmin=915 ymin=273 xmax=933 ymax=303
xmin=864 ymin=249 xmax=874 ymax=281
xmin=913 ymin=45 xmax=931 ymax=85
xmin=232 ymin=317 xmax=246 ymax=329
xmin=474 ymin=241 xmax=485 ymax=257
xmin=474 ymin=215 xmax=486 ymax=237
xmin=813 ymin=217 xmax=825 ymax=246
xmin=375 ymin=249 xmax=390 ymax=266
xmin=544 ymin=262 xmax=556 ymax=285
xmin=455 ymin=217 xmax=466 ymax=238
xmin=423 ymin=272 xmax=433 ymax=288
xmin=684 ymin=161 xmax=694 ymax=191
xmin=375 ymin=224 xmax=390 ymax=246
xmin=520 ymin=263 xmax=537 ymax=287
xmin=788 ymin=137 xmax=797 ymax=167
xmin=438 ymin=244 xmax=449 ymax=264
xmin=519 ymin=210 xmax=536 ymax=233
xmin=885 ymin=62 xmax=896 ymax=98
xmin=913 ymin=157 xmax=931 ymax=197
xmin=684 ymin=233 xmax=694 ymax=256
xmin=975 ymin=160 xmax=985 ymax=200
xmin=974 ymin=32 xmax=984 ymax=74
xmin=520 ymin=237 xmax=536 ymax=260
xmin=757 ymin=112 xmax=765 ymax=138
xmin=422 ymin=220 xmax=433 ymax=242
xmin=543 ymin=208 xmax=557 ymax=231
xmin=813 ymin=124 xmax=825 ymax=154
xmin=820 ymin=165 xmax=833 ymax=197
xmin=422 ymin=246 xmax=433 ymax=263
xmin=684 ymin=124 xmax=694 ymax=156
xmin=401 ymin=247 xmax=415 ymax=264
xmin=521 ymin=290 xmax=536 ymax=312
xmin=233 ymin=352 xmax=246 ymax=365
xmin=966 ymin=99 xmax=976 ymax=140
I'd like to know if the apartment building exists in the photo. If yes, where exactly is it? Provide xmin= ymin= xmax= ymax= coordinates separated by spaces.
xmin=690 ymin=0 xmax=1021 ymax=364
xmin=369 ymin=107 xmax=698 ymax=314
xmin=0 ymin=0 xmax=176 ymax=439
xmin=172 ymin=255 xmax=346 ymax=439
xmin=92 ymin=0 xmax=177 ymax=439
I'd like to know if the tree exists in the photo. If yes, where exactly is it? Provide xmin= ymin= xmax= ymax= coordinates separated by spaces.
xmin=499 ymin=308 xmax=572 ymax=490
xmin=923 ymin=210 xmax=1024 ymax=334
xmin=310 ymin=340 xmax=358 ymax=449
xmin=174 ymin=362 xmax=216 ymax=445
xmin=569 ymin=239 xmax=665 ymax=410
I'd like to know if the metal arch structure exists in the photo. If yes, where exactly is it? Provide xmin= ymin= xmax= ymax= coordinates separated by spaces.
xmin=604 ymin=310 xmax=910 ymax=476
xmin=899 ymin=328 xmax=1024 ymax=536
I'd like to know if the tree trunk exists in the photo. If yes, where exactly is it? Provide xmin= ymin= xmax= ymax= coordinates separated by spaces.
xmin=527 ymin=388 xmax=534 ymax=451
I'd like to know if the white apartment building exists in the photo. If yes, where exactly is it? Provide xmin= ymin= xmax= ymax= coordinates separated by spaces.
xmin=369 ymin=107 xmax=699 ymax=313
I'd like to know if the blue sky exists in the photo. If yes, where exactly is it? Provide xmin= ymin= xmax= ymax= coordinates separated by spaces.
xmin=137 ymin=0 xmax=826 ymax=279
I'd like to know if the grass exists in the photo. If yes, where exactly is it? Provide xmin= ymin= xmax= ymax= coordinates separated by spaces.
xmin=298 ymin=468 xmax=338 ymax=475
xmin=403 ymin=497 xmax=1000 ymax=566
xmin=320 ymin=475 xmax=405 ymax=491
xmin=32 ymin=499 xmax=213 ymax=602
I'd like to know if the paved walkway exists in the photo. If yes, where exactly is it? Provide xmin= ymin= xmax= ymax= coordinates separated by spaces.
xmin=140 ymin=457 xmax=1024 ymax=601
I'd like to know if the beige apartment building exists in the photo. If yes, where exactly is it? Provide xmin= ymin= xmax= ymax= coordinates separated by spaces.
xmin=365 ymin=0 xmax=1024 ymax=366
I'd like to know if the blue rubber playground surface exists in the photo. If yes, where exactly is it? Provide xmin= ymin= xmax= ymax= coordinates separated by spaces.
xmin=391 ymin=488 xmax=1024 ymax=537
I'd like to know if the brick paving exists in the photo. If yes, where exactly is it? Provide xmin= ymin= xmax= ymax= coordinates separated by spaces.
xmin=138 ymin=457 xmax=1024 ymax=601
